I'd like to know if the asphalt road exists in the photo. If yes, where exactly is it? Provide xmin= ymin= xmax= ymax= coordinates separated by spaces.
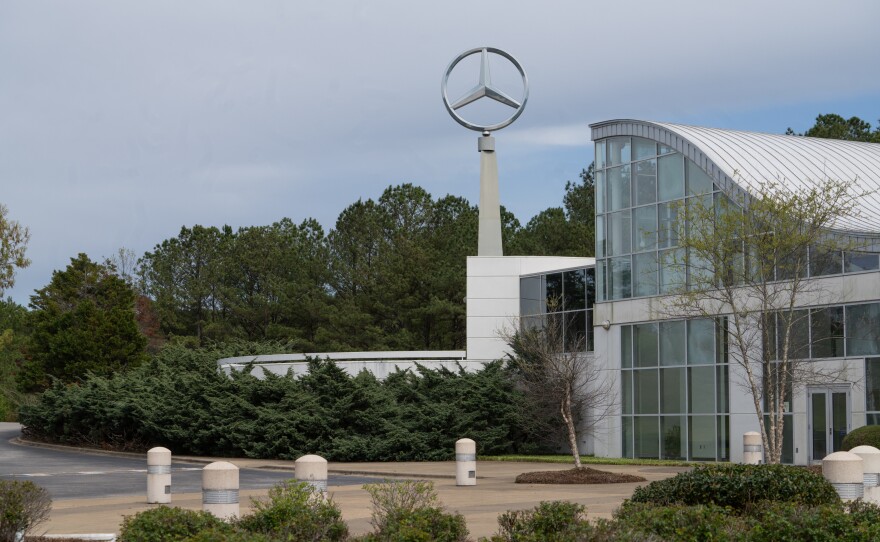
xmin=0 ymin=423 xmax=382 ymax=499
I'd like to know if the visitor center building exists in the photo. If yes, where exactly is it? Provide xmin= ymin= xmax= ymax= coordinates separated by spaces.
xmin=466 ymin=119 xmax=880 ymax=465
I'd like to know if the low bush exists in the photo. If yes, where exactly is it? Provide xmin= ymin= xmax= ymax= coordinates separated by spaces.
xmin=118 ymin=506 xmax=230 ymax=542
xmin=613 ymin=503 xmax=740 ymax=542
xmin=842 ymin=425 xmax=880 ymax=451
xmin=488 ymin=501 xmax=593 ymax=541
xmin=181 ymin=528 xmax=273 ymax=542
xmin=360 ymin=480 xmax=468 ymax=542
xmin=626 ymin=464 xmax=840 ymax=511
xmin=0 ymin=480 xmax=52 ymax=542
xmin=485 ymin=500 xmax=880 ymax=542
xmin=237 ymin=480 xmax=348 ymax=542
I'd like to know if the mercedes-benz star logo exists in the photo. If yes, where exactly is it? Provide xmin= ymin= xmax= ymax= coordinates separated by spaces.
xmin=442 ymin=47 xmax=529 ymax=133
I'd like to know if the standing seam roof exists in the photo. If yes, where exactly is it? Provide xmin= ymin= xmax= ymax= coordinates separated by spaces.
xmin=590 ymin=120 xmax=880 ymax=233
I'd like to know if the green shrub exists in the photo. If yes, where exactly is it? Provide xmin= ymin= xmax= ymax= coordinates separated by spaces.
xmin=842 ymin=425 xmax=880 ymax=450
xmin=118 ymin=506 xmax=230 ymax=542
xmin=357 ymin=507 xmax=469 ymax=542
xmin=182 ymin=528 xmax=273 ymax=542
xmin=626 ymin=464 xmax=840 ymax=511
xmin=237 ymin=480 xmax=348 ymax=542
xmin=0 ymin=480 xmax=52 ymax=542
xmin=613 ymin=503 xmax=741 ymax=542
xmin=490 ymin=501 xmax=593 ymax=541
xmin=363 ymin=480 xmax=439 ymax=532
xmin=361 ymin=480 xmax=468 ymax=542
xmin=19 ymin=343 xmax=539 ymax=461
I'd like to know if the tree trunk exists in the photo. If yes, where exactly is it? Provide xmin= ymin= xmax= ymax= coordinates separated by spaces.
xmin=560 ymin=389 xmax=581 ymax=468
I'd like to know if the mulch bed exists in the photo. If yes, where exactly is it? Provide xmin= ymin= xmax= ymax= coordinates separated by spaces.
xmin=515 ymin=466 xmax=647 ymax=484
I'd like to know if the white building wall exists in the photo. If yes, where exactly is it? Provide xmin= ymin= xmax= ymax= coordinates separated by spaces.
xmin=465 ymin=256 xmax=593 ymax=362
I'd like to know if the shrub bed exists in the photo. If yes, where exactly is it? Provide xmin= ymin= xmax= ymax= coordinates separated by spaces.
xmin=20 ymin=342 xmax=542 ymax=461
xmin=626 ymin=464 xmax=840 ymax=511
xmin=842 ymin=424 xmax=880 ymax=450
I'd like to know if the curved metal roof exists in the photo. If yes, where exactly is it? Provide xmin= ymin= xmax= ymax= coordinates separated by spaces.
xmin=590 ymin=120 xmax=880 ymax=234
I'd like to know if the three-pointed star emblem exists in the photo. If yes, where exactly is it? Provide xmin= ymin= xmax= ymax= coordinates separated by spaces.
xmin=449 ymin=48 xmax=522 ymax=111
xmin=442 ymin=46 xmax=528 ymax=132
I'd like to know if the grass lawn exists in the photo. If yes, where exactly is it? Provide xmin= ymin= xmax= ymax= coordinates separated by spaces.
xmin=478 ymin=454 xmax=703 ymax=467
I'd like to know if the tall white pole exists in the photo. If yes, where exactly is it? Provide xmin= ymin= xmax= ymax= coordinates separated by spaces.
xmin=478 ymin=132 xmax=503 ymax=256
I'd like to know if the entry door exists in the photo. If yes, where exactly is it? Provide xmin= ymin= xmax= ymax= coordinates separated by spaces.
xmin=809 ymin=388 xmax=851 ymax=462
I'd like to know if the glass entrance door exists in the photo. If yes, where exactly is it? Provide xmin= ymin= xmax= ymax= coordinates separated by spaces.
xmin=809 ymin=388 xmax=850 ymax=462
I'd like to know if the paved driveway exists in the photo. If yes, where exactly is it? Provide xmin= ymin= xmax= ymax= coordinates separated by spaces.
xmin=0 ymin=423 xmax=381 ymax=499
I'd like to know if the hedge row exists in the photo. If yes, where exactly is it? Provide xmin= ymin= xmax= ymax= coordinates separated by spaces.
xmin=19 ymin=342 xmax=545 ymax=461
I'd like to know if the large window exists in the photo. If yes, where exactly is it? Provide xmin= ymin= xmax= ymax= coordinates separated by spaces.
xmin=620 ymin=317 xmax=729 ymax=461
xmin=762 ymin=302 xmax=880 ymax=361
xmin=594 ymin=136 xmax=705 ymax=301
xmin=866 ymin=358 xmax=880 ymax=425
xmin=593 ymin=136 xmax=880 ymax=302
xmin=519 ymin=267 xmax=595 ymax=352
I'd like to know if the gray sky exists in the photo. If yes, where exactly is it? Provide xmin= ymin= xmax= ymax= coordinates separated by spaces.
xmin=2 ymin=0 xmax=880 ymax=305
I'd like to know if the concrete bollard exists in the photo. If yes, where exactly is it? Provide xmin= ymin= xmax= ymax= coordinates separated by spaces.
xmin=742 ymin=432 xmax=762 ymax=465
xmin=147 ymin=447 xmax=172 ymax=504
xmin=823 ymin=451 xmax=864 ymax=501
xmin=202 ymin=461 xmax=239 ymax=520
xmin=295 ymin=454 xmax=328 ymax=493
xmin=455 ymin=438 xmax=476 ymax=486
xmin=850 ymin=445 xmax=880 ymax=504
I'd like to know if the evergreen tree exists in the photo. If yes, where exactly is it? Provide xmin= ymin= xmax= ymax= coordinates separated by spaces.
xmin=19 ymin=254 xmax=146 ymax=391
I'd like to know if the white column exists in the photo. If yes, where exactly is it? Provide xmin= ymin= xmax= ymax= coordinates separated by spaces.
xmin=478 ymin=134 xmax=502 ymax=256
xmin=850 ymin=445 xmax=880 ymax=504
xmin=147 ymin=447 xmax=172 ymax=504
xmin=295 ymin=454 xmax=328 ymax=493
xmin=823 ymin=451 xmax=864 ymax=501
xmin=202 ymin=461 xmax=239 ymax=520
xmin=456 ymin=438 xmax=477 ymax=486
xmin=742 ymin=432 xmax=762 ymax=465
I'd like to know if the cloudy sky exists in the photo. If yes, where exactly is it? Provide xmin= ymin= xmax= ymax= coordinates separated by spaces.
xmin=2 ymin=1 xmax=879 ymax=306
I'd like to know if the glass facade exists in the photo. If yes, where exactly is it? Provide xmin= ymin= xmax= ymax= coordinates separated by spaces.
xmin=867 ymin=358 xmax=880 ymax=425
xmin=594 ymin=137 xmax=714 ymax=301
xmin=620 ymin=317 xmax=729 ymax=460
xmin=519 ymin=267 xmax=595 ymax=352
xmin=763 ymin=302 xmax=880 ymax=361
xmin=593 ymin=136 xmax=880 ymax=301
xmin=591 ymin=127 xmax=880 ymax=464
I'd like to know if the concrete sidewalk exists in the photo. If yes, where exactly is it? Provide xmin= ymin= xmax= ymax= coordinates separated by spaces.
xmin=38 ymin=455 xmax=688 ymax=539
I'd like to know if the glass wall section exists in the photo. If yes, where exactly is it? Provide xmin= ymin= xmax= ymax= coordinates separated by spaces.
xmin=866 ymin=358 xmax=880 ymax=425
xmin=620 ymin=318 xmax=730 ymax=460
xmin=593 ymin=136 xmax=718 ymax=301
xmin=847 ymin=303 xmax=880 ymax=356
xmin=759 ymin=302 xmax=880 ymax=363
xmin=519 ymin=267 xmax=595 ymax=352
xmin=811 ymin=307 xmax=844 ymax=359
xmin=593 ymin=136 xmax=880 ymax=303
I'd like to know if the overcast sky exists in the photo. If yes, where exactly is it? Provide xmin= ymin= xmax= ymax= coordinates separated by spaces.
xmin=2 ymin=1 xmax=879 ymax=306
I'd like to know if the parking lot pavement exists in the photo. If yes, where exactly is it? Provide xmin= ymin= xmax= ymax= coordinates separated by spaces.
xmin=5 ymin=424 xmax=688 ymax=539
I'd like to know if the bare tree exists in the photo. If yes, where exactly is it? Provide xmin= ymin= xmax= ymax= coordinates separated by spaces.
xmin=503 ymin=307 xmax=614 ymax=467
xmin=0 ymin=203 xmax=30 ymax=296
xmin=105 ymin=246 xmax=139 ymax=288
xmin=662 ymin=177 xmax=865 ymax=463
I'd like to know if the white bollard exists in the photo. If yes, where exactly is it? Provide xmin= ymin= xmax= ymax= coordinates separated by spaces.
xmin=742 ymin=432 xmax=762 ymax=465
xmin=147 ymin=447 xmax=172 ymax=504
xmin=823 ymin=451 xmax=864 ymax=501
xmin=202 ymin=461 xmax=239 ymax=520
xmin=850 ymin=445 xmax=880 ymax=504
xmin=295 ymin=454 xmax=328 ymax=493
xmin=455 ymin=438 xmax=476 ymax=486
